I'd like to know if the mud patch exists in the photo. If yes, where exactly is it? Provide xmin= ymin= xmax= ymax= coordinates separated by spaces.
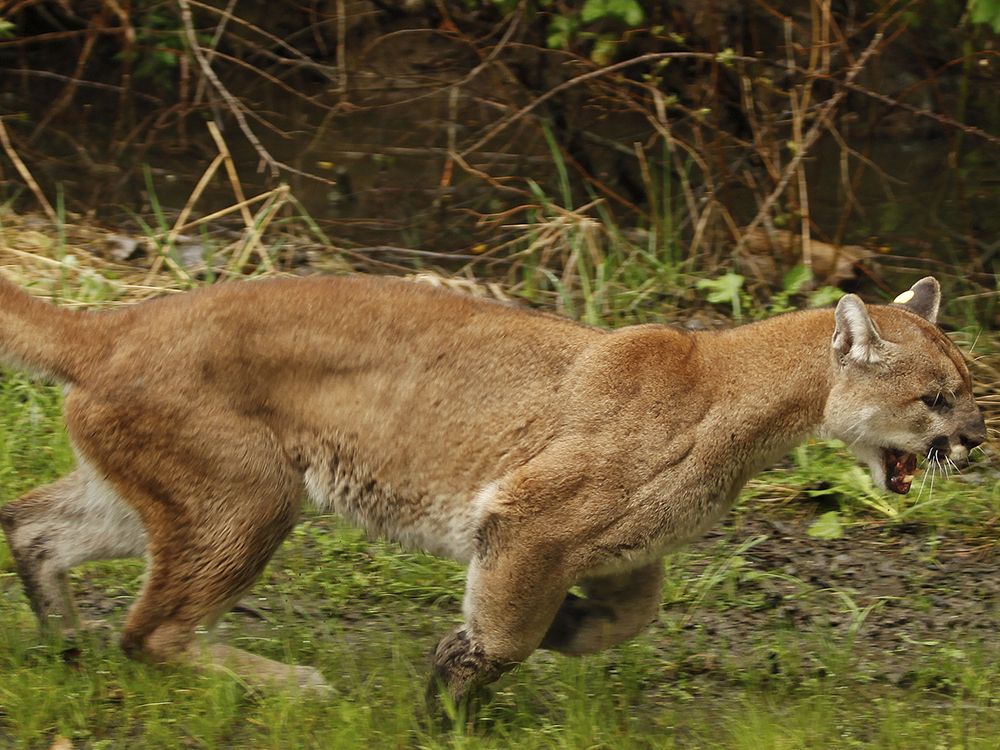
xmin=662 ymin=512 xmax=998 ymax=685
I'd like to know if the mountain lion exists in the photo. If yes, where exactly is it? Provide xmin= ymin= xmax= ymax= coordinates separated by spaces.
xmin=0 ymin=273 xmax=985 ymax=705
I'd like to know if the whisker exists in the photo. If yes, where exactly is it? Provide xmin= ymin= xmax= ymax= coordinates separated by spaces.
xmin=944 ymin=455 xmax=960 ymax=476
xmin=845 ymin=431 xmax=865 ymax=449
xmin=916 ymin=455 xmax=932 ymax=499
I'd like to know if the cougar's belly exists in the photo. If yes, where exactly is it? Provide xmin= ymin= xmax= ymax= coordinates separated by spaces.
xmin=302 ymin=452 xmax=487 ymax=563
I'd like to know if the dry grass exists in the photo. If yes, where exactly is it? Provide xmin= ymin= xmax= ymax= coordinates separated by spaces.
xmin=0 ymin=212 xmax=185 ymax=307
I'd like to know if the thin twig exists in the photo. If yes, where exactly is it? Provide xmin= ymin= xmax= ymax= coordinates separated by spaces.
xmin=206 ymin=121 xmax=255 ymax=228
xmin=178 ymin=0 xmax=281 ymax=178
xmin=145 ymin=153 xmax=225 ymax=282
xmin=738 ymin=31 xmax=885 ymax=252
xmin=0 ymin=119 xmax=58 ymax=223
xmin=186 ymin=0 xmax=336 ymax=78
xmin=837 ymin=76 xmax=1000 ymax=148
xmin=192 ymin=0 xmax=238 ymax=106
xmin=31 ymin=9 xmax=100 ymax=139
xmin=229 ymin=185 xmax=288 ymax=273
xmin=5 ymin=69 xmax=164 ymax=104
xmin=336 ymin=0 xmax=349 ymax=101
xmin=154 ymin=188 xmax=286 ymax=237
xmin=791 ymin=91 xmax=812 ymax=274
xmin=330 ymin=12 xmax=522 ymax=116
xmin=459 ymin=51 xmax=750 ymax=157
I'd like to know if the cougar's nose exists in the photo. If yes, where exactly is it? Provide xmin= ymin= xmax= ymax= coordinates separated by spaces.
xmin=960 ymin=414 xmax=987 ymax=450
xmin=930 ymin=435 xmax=950 ymax=458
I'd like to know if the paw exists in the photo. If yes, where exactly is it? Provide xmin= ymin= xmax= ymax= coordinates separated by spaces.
xmin=427 ymin=627 xmax=509 ymax=722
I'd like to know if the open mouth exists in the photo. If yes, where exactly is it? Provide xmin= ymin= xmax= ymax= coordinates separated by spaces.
xmin=882 ymin=448 xmax=918 ymax=494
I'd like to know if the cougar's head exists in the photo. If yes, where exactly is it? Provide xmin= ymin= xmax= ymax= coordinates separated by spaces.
xmin=823 ymin=277 xmax=986 ymax=495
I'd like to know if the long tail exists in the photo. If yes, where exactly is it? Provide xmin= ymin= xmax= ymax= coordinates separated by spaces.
xmin=0 ymin=275 xmax=114 ymax=383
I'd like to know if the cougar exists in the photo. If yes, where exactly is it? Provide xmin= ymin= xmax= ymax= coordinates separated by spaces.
xmin=0 ymin=273 xmax=985 ymax=705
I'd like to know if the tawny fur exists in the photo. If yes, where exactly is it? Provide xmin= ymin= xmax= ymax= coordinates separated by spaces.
xmin=0 ymin=274 xmax=985 ymax=702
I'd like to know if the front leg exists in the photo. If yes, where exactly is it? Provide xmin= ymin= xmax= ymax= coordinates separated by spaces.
xmin=428 ymin=532 xmax=571 ymax=714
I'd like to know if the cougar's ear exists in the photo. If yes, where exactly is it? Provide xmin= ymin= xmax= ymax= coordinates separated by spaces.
xmin=892 ymin=276 xmax=940 ymax=324
xmin=833 ymin=294 xmax=885 ymax=366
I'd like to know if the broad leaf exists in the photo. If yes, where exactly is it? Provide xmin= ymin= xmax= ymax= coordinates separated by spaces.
xmin=807 ymin=511 xmax=845 ymax=540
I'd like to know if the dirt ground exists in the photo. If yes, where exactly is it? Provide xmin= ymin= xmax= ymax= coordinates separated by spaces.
xmin=665 ymin=511 xmax=999 ymax=687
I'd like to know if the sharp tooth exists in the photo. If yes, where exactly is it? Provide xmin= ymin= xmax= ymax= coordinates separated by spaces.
xmin=903 ymin=474 xmax=915 ymax=483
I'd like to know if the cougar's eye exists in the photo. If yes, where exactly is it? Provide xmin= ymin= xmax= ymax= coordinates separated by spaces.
xmin=921 ymin=393 xmax=951 ymax=412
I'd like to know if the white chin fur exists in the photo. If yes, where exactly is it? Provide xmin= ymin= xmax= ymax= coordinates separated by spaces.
xmin=867 ymin=459 xmax=887 ymax=490
xmin=851 ymin=444 xmax=886 ymax=490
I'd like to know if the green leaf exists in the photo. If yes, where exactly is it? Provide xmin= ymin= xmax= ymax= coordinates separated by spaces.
xmin=782 ymin=264 xmax=812 ymax=296
xmin=614 ymin=0 xmax=645 ymax=25
xmin=581 ymin=0 xmax=607 ymax=23
xmin=809 ymin=285 xmax=846 ymax=307
xmin=696 ymin=272 xmax=744 ymax=305
xmin=716 ymin=47 xmax=736 ymax=67
xmin=807 ymin=511 xmax=844 ymax=540
xmin=546 ymin=16 xmax=577 ymax=49
xmin=697 ymin=272 xmax=744 ymax=319
xmin=581 ymin=0 xmax=644 ymax=25
xmin=970 ymin=0 xmax=1000 ymax=33
xmin=591 ymin=36 xmax=618 ymax=65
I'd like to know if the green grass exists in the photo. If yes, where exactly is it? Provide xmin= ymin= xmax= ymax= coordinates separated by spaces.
xmin=0 ymin=369 xmax=997 ymax=748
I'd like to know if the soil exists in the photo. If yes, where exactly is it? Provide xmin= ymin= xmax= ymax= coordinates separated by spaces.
xmin=665 ymin=511 xmax=999 ymax=686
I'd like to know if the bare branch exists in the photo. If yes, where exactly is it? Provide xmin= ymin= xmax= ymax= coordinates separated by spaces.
xmin=738 ymin=31 xmax=886 ymax=252
xmin=178 ymin=0 xmax=281 ymax=178
xmin=0 ymin=118 xmax=58 ymax=223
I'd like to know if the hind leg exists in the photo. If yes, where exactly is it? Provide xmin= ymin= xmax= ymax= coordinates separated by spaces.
xmin=63 ymin=392 xmax=326 ymax=693
xmin=0 ymin=464 xmax=146 ymax=632
xmin=117 ymin=480 xmax=327 ymax=693
xmin=540 ymin=560 xmax=663 ymax=655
